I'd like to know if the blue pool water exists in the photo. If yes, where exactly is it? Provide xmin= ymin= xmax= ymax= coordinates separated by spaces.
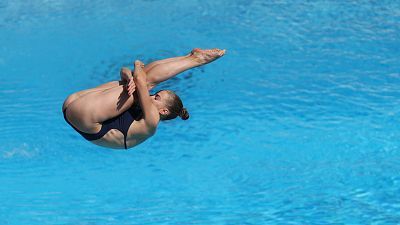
xmin=1 ymin=0 xmax=400 ymax=224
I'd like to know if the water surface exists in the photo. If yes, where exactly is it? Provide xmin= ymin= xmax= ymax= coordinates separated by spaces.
xmin=1 ymin=1 xmax=400 ymax=224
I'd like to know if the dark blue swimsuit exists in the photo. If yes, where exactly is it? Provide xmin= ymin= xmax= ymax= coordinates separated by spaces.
xmin=63 ymin=106 xmax=142 ymax=149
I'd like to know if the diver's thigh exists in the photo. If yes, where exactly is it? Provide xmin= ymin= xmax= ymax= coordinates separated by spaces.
xmin=62 ymin=81 xmax=121 ymax=111
xmin=65 ymin=91 xmax=107 ymax=133
xmin=67 ymin=85 xmax=134 ymax=130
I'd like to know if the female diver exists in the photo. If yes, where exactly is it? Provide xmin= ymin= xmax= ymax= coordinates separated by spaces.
xmin=62 ymin=48 xmax=225 ymax=149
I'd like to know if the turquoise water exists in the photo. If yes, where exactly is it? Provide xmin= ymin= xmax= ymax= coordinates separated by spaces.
xmin=1 ymin=0 xmax=400 ymax=224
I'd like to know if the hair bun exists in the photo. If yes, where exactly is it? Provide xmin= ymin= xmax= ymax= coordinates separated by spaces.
xmin=179 ymin=107 xmax=189 ymax=120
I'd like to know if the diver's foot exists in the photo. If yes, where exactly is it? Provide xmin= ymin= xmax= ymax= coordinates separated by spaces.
xmin=134 ymin=60 xmax=145 ymax=68
xmin=190 ymin=48 xmax=226 ymax=65
xmin=133 ymin=60 xmax=145 ymax=77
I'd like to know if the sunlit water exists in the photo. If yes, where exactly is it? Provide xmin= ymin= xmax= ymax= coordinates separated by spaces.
xmin=1 ymin=1 xmax=400 ymax=224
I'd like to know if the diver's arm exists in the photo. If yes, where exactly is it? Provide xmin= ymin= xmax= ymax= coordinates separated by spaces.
xmin=133 ymin=61 xmax=159 ymax=130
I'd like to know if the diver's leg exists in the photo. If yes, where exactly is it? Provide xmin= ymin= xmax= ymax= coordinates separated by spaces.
xmin=66 ymin=85 xmax=135 ymax=133
xmin=145 ymin=48 xmax=225 ymax=90
xmin=63 ymin=68 xmax=139 ymax=111
xmin=144 ymin=55 xmax=188 ymax=72
xmin=75 ymin=81 xmax=122 ymax=97
xmin=62 ymin=81 xmax=122 ymax=111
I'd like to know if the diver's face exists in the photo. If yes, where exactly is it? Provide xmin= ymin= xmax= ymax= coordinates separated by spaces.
xmin=151 ymin=90 xmax=170 ymax=115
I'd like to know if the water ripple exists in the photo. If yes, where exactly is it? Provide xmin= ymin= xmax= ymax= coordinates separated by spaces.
xmin=1 ymin=0 xmax=400 ymax=224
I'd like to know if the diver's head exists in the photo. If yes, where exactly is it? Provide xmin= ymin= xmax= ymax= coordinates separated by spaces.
xmin=151 ymin=90 xmax=189 ymax=121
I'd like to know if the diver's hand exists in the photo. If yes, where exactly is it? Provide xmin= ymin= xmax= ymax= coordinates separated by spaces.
xmin=126 ymin=78 xmax=136 ymax=95
xmin=120 ymin=67 xmax=135 ymax=95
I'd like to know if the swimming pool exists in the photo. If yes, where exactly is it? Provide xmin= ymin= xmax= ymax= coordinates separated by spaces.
xmin=1 ymin=0 xmax=400 ymax=224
